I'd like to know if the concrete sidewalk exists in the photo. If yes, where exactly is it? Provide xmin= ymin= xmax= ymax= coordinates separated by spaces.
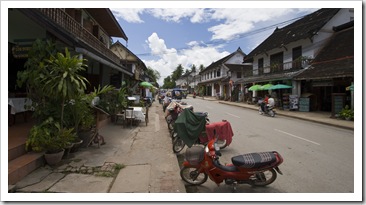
xmin=9 ymin=101 xmax=186 ymax=195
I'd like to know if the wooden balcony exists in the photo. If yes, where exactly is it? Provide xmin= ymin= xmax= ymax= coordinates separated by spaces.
xmin=37 ymin=8 xmax=123 ymax=69
xmin=251 ymin=60 xmax=309 ymax=76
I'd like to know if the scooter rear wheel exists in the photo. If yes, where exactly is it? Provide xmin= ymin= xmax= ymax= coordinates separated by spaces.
xmin=173 ymin=137 xmax=186 ymax=153
xmin=180 ymin=167 xmax=208 ymax=185
xmin=251 ymin=169 xmax=277 ymax=186
xmin=269 ymin=110 xmax=276 ymax=117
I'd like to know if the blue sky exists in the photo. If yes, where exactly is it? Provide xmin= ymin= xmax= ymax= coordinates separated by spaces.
xmin=110 ymin=6 xmax=325 ymax=85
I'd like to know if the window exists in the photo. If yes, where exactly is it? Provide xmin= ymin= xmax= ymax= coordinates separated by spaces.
xmin=216 ymin=69 xmax=221 ymax=77
xmin=257 ymin=58 xmax=264 ymax=75
xmin=258 ymin=58 xmax=264 ymax=68
xmin=270 ymin=52 xmax=283 ymax=72
xmin=237 ymin=72 xmax=242 ymax=78
xmin=292 ymin=46 xmax=302 ymax=69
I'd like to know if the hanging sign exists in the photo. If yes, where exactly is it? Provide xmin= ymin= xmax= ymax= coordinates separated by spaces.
xmin=12 ymin=45 xmax=32 ymax=58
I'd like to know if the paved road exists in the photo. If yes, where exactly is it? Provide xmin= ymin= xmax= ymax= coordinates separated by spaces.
xmin=179 ymin=98 xmax=354 ymax=196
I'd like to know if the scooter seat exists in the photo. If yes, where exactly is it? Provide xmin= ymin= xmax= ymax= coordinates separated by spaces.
xmin=231 ymin=152 xmax=277 ymax=168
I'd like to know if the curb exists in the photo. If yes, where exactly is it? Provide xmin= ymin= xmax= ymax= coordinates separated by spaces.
xmin=216 ymin=101 xmax=354 ymax=131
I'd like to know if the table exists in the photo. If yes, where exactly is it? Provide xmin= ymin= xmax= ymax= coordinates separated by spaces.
xmin=8 ymin=98 xmax=33 ymax=126
xmin=130 ymin=107 xmax=145 ymax=122
xmin=8 ymin=98 xmax=32 ymax=114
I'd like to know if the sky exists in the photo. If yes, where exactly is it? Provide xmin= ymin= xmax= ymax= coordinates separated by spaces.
xmin=1 ymin=1 xmax=363 ymax=202
xmin=111 ymin=6 xmax=320 ymax=86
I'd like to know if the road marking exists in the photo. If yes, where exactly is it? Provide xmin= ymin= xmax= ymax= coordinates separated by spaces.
xmin=275 ymin=129 xmax=320 ymax=146
xmin=226 ymin=112 xmax=240 ymax=118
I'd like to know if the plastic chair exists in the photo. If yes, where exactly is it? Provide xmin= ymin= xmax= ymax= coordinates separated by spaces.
xmin=125 ymin=107 xmax=135 ymax=127
xmin=115 ymin=110 xmax=125 ymax=126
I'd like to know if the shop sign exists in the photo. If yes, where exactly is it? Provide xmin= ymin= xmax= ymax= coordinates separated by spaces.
xmin=12 ymin=45 xmax=32 ymax=58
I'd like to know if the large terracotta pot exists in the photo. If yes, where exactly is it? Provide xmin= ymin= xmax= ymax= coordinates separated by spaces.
xmin=44 ymin=149 xmax=65 ymax=165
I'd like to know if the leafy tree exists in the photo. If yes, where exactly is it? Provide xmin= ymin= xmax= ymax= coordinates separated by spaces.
xmin=199 ymin=64 xmax=205 ymax=72
xmin=171 ymin=64 xmax=184 ymax=81
xmin=184 ymin=69 xmax=190 ymax=75
xmin=42 ymin=47 xmax=88 ymax=129
xmin=146 ymin=66 xmax=160 ymax=85
xmin=191 ymin=64 xmax=196 ymax=73
xmin=163 ymin=76 xmax=175 ymax=89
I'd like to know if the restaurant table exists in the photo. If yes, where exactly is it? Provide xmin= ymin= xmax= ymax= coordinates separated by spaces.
xmin=130 ymin=107 xmax=146 ymax=122
xmin=8 ymin=98 xmax=33 ymax=125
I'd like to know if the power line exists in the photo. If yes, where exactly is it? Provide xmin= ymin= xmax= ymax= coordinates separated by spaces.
xmin=134 ymin=12 xmax=313 ymax=57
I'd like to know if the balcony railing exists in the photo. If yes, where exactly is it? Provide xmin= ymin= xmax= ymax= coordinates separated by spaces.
xmin=251 ymin=59 xmax=309 ymax=77
xmin=38 ymin=8 xmax=125 ymax=70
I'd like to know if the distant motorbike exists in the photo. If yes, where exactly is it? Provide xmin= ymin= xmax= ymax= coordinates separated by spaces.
xmin=180 ymin=130 xmax=284 ymax=191
xmin=259 ymin=102 xmax=276 ymax=117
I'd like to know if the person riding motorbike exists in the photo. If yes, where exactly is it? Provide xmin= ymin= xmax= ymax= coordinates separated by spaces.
xmin=261 ymin=94 xmax=270 ymax=113
xmin=267 ymin=96 xmax=275 ymax=110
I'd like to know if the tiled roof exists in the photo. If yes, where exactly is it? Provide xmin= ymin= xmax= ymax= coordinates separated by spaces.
xmin=245 ymin=8 xmax=340 ymax=60
xmin=225 ymin=64 xmax=252 ymax=72
xmin=294 ymin=21 xmax=354 ymax=80
xmin=199 ymin=47 xmax=245 ymax=74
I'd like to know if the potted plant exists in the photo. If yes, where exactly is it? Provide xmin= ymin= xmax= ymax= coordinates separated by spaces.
xmin=26 ymin=117 xmax=77 ymax=165
xmin=339 ymin=105 xmax=353 ymax=121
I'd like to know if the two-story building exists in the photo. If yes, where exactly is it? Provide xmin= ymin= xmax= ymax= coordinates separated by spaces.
xmin=110 ymin=40 xmax=151 ymax=98
xmin=198 ymin=47 xmax=246 ymax=99
xmin=240 ymin=8 xmax=354 ymax=110
xmin=9 ymin=8 xmax=133 ymax=94
xmin=294 ymin=21 xmax=354 ymax=114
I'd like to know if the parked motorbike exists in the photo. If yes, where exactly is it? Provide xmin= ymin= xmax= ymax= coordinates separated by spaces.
xmin=165 ymin=101 xmax=193 ymax=131
xmin=172 ymin=111 xmax=232 ymax=154
xmin=171 ymin=111 xmax=210 ymax=153
xmin=259 ymin=102 xmax=276 ymax=117
xmin=180 ymin=130 xmax=284 ymax=190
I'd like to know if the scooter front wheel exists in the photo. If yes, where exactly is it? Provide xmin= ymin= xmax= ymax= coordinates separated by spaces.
xmin=173 ymin=137 xmax=186 ymax=153
xmin=251 ymin=169 xmax=277 ymax=186
xmin=216 ymin=139 xmax=227 ymax=149
xmin=180 ymin=167 xmax=208 ymax=185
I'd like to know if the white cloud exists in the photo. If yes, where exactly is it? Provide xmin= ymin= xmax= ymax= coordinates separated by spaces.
xmin=144 ymin=33 xmax=229 ymax=86
xmin=207 ymin=8 xmax=310 ymax=41
xmin=112 ymin=8 xmax=318 ymax=42
xmin=147 ymin=8 xmax=207 ymax=23
xmin=111 ymin=8 xmax=145 ymax=23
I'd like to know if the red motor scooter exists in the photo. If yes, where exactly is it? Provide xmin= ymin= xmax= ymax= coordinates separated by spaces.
xmin=180 ymin=130 xmax=284 ymax=190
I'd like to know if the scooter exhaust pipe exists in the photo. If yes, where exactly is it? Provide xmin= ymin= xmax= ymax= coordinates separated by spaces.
xmin=274 ymin=167 xmax=283 ymax=175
